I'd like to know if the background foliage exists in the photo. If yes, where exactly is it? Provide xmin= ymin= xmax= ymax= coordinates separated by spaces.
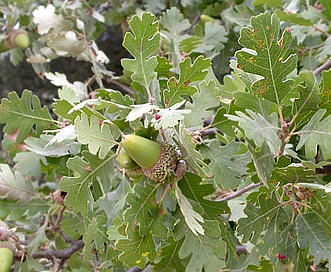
xmin=1 ymin=0 xmax=331 ymax=271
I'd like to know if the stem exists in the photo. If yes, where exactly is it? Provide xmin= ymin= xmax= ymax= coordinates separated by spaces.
xmin=106 ymin=77 xmax=136 ymax=96
xmin=313 ymin=24 xmax=330 ymax=38
xmin=314 ymin=58 xmax=331 ymax=75
xmin=32 ymin=239 xmax=84 ymax=260
xmin=214 ymin=181 xmax=263 ymax=201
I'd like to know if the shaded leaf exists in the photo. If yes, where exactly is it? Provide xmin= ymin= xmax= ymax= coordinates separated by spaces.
xmin=200 ymin=140 xmax=250 ymax=189
xmin=0 ymin=164 xmax=33 ymax=203
xmin=116 ymin=227 xmax=156 ymax=269
xmin=177 ymin=173 xmax=230 ymax=220
xmin=75 ymin=113 xmax=116 ymax=159
xmin=175 ymin=184 xmax=204 ymax=236
xmin=296 ymin=109 xmax=331 ymax=160
xmin=154 ymin=236 xmax=185 ymax=272
xmin=237 ymin=189 xmax=289 ymax=244
xmin=160 ymin=7 xmax=191 ymax=70
xmin=296 ymin=212 xmax=331 ymax=267
xmin=123 ymin=182 xmax=167 ymax=238
xmin=226 ymin=109 xmax=280 ymax=155
xmin=60 ymin=152 xmax=113 ymax=216
xmin=184 ymin=80 xmax=220 ymax=129
xmin=174 ymin=216 xmax=227 ymax=272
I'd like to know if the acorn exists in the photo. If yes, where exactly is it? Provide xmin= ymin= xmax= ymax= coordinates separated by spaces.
xmin=117 ymin=148 xmax=140 ymax=169
xmin=0 ymin=247 xmax=14 ymax=272
xmin=121 ymin=134 xmax=183 ymax=182
xmin=117 ymin=148 xmax=143 ymax=179
xmin=0 ymin=29 xmax=30 ymax=53
xmin=0 ymin=240 xmax=15 ymax=272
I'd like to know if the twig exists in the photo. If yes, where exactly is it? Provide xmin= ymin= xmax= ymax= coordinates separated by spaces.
xmin=214 ymin=181 xmax=263 ymax=202
xmin=314 ymin=58 xmax=331 ymax=75
xmin=313 ymin=24 xmax=330 ymax=37
xmin=106 ymin=78 xmax=136 ymax=96
xmin=186 ymin=11 xmax=201 ymax=34
xmin=32 ymin=239 xmax=84 ymax=260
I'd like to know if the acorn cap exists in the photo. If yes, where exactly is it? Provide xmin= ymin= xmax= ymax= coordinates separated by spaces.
xmin=141 ymin=141 xmax=181 ymax=182
xmin=121 ymin=134 xmax=161 ymax=169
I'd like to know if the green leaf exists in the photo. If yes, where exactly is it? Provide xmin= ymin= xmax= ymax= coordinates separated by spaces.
xmin=320 ymin=0 xmax=331 ymax=20
xmin=153 ymin=236 xmax=185 ymax=272
xmin=116 ymin=227 xmax=156 ymax=269
xmin=237 ymin=189 xmax=289 ymax=244
xmin=83 ymin=217 xmax=98 ymax=260
xmin=153 ymin=101 xmax=191 ymax=130
xmin=75 ymin=113 xmax=116 ymax=159
xmin=296 ymin=212 xmax=331 ymax=267
xmin=13 ymin=152 xmax=42 ymax=177
xmin=184 ymin=80 xmax=220 ymax=129
xmin=274 ymin=10 xmax=312 ymax=26
xmin=0 ymin=90 xmax=54 ymax=143
xmin=224 ymin=5 xmax=255 ymax=29
xmin=0 ymin=164 xmax=33 ymax=204
xmin=25 ymin=134 xmax=81 ymax=157
xmin=320 ymin=69 xmax=331 ymax=112
xmin=0 ymin=198 xmax=48 ymax=221
xmin=296 ymin=109 xmax=331 ymax=160
xmin=200 ymin=22 xmax=228 ymax=54
xmin=270 ymin=163 xmax=315 ymax=186
xmin=227 ymin=110 xmax=280 ymax=155
xmin=233 ymin=92 xmax=278 ymax=119
xmin=177 ymin=173 xmax=230 ymax=220
xmin=96 ymin=179 xmax=132 ymax=224
xmin=121 ymin=12 xmax=160 ymax=90
xmin=289 ymin=71 xmax=321 ymax=128
xmin=247 ymin=140 xmax=275 ymax=185
xmin=200 ymin=140 xmax=250 ymax=189
xmin=175 ymin=184 xmax=204 ymax=236
xmin=236 ymin=12 xmax=297 ymax=104
xmin=160 ymin=7 xmax=191 ymax=70
xmin=177 ymin=123 xmax=206 ymax=176
xmin=60 ymin=152 xmax=114 ymax=216
xmin=174 ymin=217 xmax=227 ymax=272
xmin=123 ymin=182 xmax=167 ymax=238
xmin=163 ymin=56 xmax=211 ymax=107
xmin=253 ymin=0 xmax=282 ymax=8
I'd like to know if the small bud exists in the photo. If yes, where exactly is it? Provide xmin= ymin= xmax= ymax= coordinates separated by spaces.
xmin=278 ymin=253 xmax=286 ymax=260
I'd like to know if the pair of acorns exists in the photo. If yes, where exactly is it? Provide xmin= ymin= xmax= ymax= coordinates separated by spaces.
xmin=117 ymin=134 xmax=187 ymax=182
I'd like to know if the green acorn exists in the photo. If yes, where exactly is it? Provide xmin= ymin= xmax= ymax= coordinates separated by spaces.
xmin=117 ymin=148 xmax=140 ymax=169
xmin=121 ymin=134 xmax=183 ymax=182
xmin=0 ymin=247 xmax=13 ymax=272
xmin=0 ymin=241 xmax=15 ymax=272
xmin=0 ymin=29 xmax=29 ymax=53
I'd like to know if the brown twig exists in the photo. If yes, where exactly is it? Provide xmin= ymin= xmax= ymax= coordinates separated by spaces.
xmin=313 ymin=58 xmax=331 ymax=75
xmin=214 ymin=181 xmax=263 ymax=202
xmin=32 ymin=239 xmax=84 ymax=260
xmin=106 ymin=77 xmax=136 ymax=96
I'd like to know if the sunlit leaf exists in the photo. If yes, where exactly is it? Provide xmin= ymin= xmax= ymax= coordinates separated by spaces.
xmin=121 ymin=12 xmax=160 ymax=90
xmin=236 ymin=11 xmax=297 ymax=105
xmin=163 ymin=56 xmax=211 ymax=107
